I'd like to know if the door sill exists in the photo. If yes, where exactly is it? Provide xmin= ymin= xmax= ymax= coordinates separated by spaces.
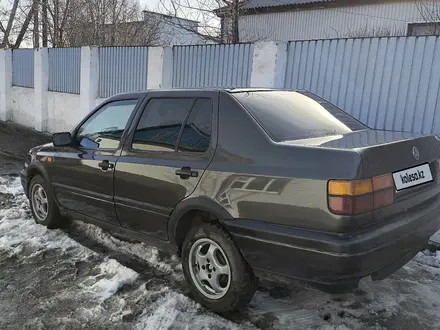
xmin=65 ymin=210 xmax=178 ymax=254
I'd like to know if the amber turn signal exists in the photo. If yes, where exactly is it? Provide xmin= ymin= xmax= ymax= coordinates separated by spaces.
xmin=328 ymin=179 xmax=373 ymax=196
xmin=328 ymin=174 xmax=395 ymax=215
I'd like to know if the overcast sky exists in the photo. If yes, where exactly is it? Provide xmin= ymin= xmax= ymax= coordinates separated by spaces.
xmin=140 ymin=0 xmax=161 ymax=11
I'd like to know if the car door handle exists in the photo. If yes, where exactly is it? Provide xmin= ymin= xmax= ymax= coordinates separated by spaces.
xmin=98 ymin=160 xmax=114 ymax=171
xmin=175 ymin=167 xmax=198 ymax=180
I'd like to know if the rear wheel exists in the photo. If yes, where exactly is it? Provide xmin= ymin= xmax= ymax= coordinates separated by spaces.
xmin=29 ymin=175 xmax=67 ymax=229
xmin=182 ymin=222 xmax=257 ymax=313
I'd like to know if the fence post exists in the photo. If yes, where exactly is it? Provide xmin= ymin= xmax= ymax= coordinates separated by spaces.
xmin=0 ymin=49 xmax=12 ymax=122
xmin=80 ymin=47 xmax=99 ymax=116
xmin=34 ymin=48 xmax=48 ymax=131
xmin=162 ymin=47 xmax=173 ymax=88
xmin=274 ymin=42 xmax=288 ymax=88
xmin=147 ymin=47 xmax=164 ymax=89
xmin=147 ymin=47 xmax=173 ymax=89
xmin=250 ymin=42 xmax=287 ymax=88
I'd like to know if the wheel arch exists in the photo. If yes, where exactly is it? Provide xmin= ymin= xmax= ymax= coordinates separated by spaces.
xmin=168 ymin=196 xmax=234 ymax=253
xmin=26 ymin=163 xmax=50 ymax=193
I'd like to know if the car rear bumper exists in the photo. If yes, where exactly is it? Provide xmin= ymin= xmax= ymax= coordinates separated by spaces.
xmin=222 ymin=193 xmax=440 ymax=287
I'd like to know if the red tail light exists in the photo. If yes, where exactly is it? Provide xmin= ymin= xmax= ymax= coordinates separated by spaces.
xmin=328 ymin=174 xmax=395 ymax=215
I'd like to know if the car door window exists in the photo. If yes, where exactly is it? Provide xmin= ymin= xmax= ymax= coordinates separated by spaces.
xmin=132 ymin=98 xmax=194 ymax=152
xmin=76 ymin=99 xmax=138 ymax=149
xmin=178 ymin=98 xmax=213 ymax=153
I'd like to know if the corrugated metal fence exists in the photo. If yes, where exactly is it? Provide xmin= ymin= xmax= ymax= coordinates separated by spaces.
xmin=284 ymin=36 xmax=440 ymax=135
xmin=48 ymin=48 xmax=81 ymax=94
xmin=12 ymin=49 xmax=34 ymax=88
xmin=99 ymin=47 xmax=149 ymax=98
xmin=172 ymin=44 xmax=253 ymax=88
xmin=9 ymin=37 xmax=440 ymax=136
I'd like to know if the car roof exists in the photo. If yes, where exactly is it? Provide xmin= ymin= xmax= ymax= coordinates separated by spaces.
xmin=105 ymin=87 xmax=294 ymax=100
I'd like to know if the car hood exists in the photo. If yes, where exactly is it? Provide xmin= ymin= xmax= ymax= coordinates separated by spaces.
xmin=30 ymin=142 xmax=54 ymax=154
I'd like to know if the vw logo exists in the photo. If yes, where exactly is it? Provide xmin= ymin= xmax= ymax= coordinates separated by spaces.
xmin=412 ymin=146 xmax=420 ymax=160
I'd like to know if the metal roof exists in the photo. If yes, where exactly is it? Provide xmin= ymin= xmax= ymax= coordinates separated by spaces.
xmin=241 ymin=0 xmax=334 ymax=10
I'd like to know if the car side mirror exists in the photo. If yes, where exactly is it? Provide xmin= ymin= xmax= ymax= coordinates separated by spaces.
xmin=53 ymin=132 xmax=72 ymax=147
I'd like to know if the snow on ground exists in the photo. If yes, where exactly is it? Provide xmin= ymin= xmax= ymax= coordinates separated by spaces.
xmin=73 ymin=220 xmax=183 ymax=279
xmin=1 ymin=175 xmax=440 ymax=330
xmin=430 ymin=230 xmax=440 ymax=247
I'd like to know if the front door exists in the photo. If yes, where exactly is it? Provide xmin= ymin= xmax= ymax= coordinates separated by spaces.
xmin=114 ymin=91 xmax=217 ymax=239
xmin=52 ymin=98 xmax=141 ymax=225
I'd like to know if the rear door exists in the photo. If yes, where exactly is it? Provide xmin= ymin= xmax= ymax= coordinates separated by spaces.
xmin=114 ymin=90 xmax=218 ymax=240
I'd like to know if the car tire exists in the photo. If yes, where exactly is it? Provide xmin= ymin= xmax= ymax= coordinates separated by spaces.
xmin=181 ymin=222 xmax=257 ymax=313
xmin=29 ymin=174 xmax=67 ymax=229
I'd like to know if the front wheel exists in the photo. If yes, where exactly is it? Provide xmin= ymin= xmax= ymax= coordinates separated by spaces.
xmin=181 ymin=222 xmax=257 ymax=313
xmin=29 ymin=175 xmax=67 ymax=229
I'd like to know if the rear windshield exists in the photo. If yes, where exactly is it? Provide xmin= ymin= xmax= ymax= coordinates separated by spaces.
xmin=232 ymin=90 xmax=368 ymax=142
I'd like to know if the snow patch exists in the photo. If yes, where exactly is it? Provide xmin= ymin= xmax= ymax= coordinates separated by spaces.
xmin=90 ymin=258 xmax=139 ymax=300
xmin=414 ymin=250 xmax=440 ymax=268
xmin=0 ymin=196 xmax=93 ymax=259
xmin=134 ymin=289 xmax=245 ymax=330
xmin=73 ymin=221 xmax=182 ymax=279
xmin=429 ymin=230 xmax=440 ymax=247
xmin=0 ymin=177 xmax=24 ymax=196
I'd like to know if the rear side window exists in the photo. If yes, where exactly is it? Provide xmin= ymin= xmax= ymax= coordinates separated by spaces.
xmin=232 ymin=91 xmax=367 ymax=142
xmin=132 ymin=98 xmax=194 ymax=152
xmin=178 ymin=98 xmax=213 ymax=153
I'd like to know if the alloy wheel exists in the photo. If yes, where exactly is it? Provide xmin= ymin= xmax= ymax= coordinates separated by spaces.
xmin=188 ymin=238 xmax=231 ymax=300
xmin=31 ymin=183 xmax=49 ymax=223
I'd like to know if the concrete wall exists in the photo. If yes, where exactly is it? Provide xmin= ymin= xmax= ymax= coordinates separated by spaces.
xmin=11 ymin=87 xmax=35 ymax=128
xmin=46 ymin=92 xmax=81 ymax=133
xmin=0 ymin=44 xmax=280 ymax=133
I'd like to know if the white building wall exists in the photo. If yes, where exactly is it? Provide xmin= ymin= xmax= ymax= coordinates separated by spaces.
xmin=46 ymin=92 xmax=81 ymax=133
xmin=159 ymin=19 xmax=202 ymax=45
xmin=239 ymin=1 xmax=430 ymax=42
xmin=11 ymin=87 xmax=35 ymax=128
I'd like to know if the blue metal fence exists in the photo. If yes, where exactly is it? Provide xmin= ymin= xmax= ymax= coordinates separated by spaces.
xmin=284 ymin=36 xmax=440 ymax=135
xmin=98 ymin=47 xmax=149 ymax=98
xmin=172 ymin=43 xmax=253 ymax=88
xmin=48 ymin=48 xmax=81 ymax=94
xmin=12 ymin=49 xmax=34 ymax=88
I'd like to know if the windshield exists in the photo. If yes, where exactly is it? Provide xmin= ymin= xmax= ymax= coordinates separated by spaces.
xmin=232 ymin=90 xmax=368 ymax=142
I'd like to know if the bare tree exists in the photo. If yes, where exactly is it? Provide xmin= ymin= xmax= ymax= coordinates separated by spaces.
xmin=32 ymin=0 xmax=161 ymax=47
xmin=33 ymin=0 xmax=39 ymax=47
xmin=41 ymin=0 xmax=47 ymax=46
xmin=0 ymin=0 xmax=165 ymax=48
xmin=157 ymin=0 xmax=222 ymax=43
xmin=415 ymin=1 xmax=440 ymax=35
xmin=157 ymin=0 xmax=245 ymax=43
xmin=60 ymin=0 xmax=161 ymax=47
xmin=157 ymin=0 xmax=273 ymax=43
xmin=0 ymin=0 xmax=39 ymax=48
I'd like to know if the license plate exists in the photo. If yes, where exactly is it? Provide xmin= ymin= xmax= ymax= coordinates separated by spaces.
xmin=393 ymin=163 xmax=433 ymax=191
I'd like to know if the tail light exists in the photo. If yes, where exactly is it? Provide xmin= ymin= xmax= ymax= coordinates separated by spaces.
xmin=328 ymin=174 xmax=395 ymax=215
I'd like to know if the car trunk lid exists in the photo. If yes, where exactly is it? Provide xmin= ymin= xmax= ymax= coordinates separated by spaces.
xmin=292 ymin=129 xmax=440 ymax=178
xmin=329 ymin=129 xmax=440 ymax=227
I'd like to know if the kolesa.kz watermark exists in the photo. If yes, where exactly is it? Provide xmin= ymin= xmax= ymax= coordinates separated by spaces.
xmin=400 ymin=170 xmax=425 ymax=184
